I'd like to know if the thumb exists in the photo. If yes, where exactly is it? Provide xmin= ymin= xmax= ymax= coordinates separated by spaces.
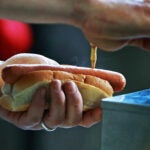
xmin=90 ymin=38 xmax=129 ymax=51
xmin=128 ymin=38 xmax=150 ymax=51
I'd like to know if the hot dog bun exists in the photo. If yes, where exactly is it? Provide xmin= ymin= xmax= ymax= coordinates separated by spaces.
xmin=0 ymin=64 xmax=126 ymax=112
xmin=0 ymin=69 xmax=114 ymax=111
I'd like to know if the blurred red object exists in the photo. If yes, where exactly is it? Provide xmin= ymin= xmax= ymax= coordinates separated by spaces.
xmin=0 ymin=19 xmax=33 ymax=60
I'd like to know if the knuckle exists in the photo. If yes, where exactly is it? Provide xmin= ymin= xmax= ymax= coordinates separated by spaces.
xmin=80 ymin=123 xmax=93 ymax=128
xmin=50 ymin=118 xmax=63 ymax=126
xmin=19 ymin=116 xmax=41 ymax=129
xmin=30 ymin=116 xmax=41 ymax=125
xmin=44 ymin=113 xmax=65 ymax=127
xmin=71 ymin=121 xmax=79 ymax=126
xmin=55 ymin=94 xmax=65 ymax=106
xmin=65 ymin=119 xmax=81 ymax=127
xmin=79 ymin=119 xmax=94 ymax=128
xmin=44 ymin=115 xmax=63 ymax=127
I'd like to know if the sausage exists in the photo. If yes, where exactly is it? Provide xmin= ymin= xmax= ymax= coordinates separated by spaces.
xmin=2 ymin=64 xmax=126 ymax=92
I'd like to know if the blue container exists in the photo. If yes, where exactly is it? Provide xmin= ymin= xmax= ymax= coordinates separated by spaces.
xmin=101 ymin=89 xmax=150 ymax=150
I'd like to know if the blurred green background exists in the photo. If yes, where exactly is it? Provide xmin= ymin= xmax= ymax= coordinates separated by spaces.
xmin=0 ymin=24 xmax=150 ymax=150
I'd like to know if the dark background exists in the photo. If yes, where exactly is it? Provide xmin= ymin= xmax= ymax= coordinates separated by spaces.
xmin=0 ymin=24 xmax=150 ymax=150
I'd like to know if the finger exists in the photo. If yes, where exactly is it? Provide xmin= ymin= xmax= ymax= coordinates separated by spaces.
xmin=128 ymin=38 xmax=150 ymax=51
xmin=43 ymin=80 xmax=66 ymax=129
xmin=89 ymin=37 xmax=150 ymax=51
xmin=17 ymin=87 xmax=46 ymax=130
xmin=87 ymin=37 xmax=129 ymax=51
xmin=0 ymin=106 xmax=22 ymax=123
xmin=62 ymin=81 xmax=83 ymax=128
xmin=79 ymin=107 xmax=102 ymax=128
xmin=97 ymin=39 xmax=129 ymax=51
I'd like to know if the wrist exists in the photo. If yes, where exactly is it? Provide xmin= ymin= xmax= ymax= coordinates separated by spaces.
xmin=70 ymin=1 xmax=88 ymax=28
xmin=47 ymin=0 xmax=90 ymax=29
xmin=41 ymin=0 xmax=84 ymax=26
xmin=70 ymin=0 xmax=94 ymax=29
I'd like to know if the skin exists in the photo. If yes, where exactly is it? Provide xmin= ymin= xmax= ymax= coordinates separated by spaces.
xmin=74 ymin=0 xmax=150 ymax=51
xmin=0 ymin=54 xmax=101 ymax=130
xmin=0 ymin=0 xmax=150 ymax=130
xmin=1 ymin=0 xmax=150 ymax=51
xmin=0 ymin=80 xmax=102 ymax=130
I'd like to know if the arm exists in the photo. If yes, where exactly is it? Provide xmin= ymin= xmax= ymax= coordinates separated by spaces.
xmin=1 ymin=0 xmax=150 ymax=51
xmin=0 ymin=0 xmax=77 ymax=24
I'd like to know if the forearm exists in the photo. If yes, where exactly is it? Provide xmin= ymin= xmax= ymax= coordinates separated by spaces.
xmin=0 ymin=0 xmax=78 ymax=25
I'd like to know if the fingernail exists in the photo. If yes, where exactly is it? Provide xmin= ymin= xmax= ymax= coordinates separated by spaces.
xmin=64 ymin=81 xmax=77 ymax=94
xmin=51 ymin=80 xmax=61 ymax=93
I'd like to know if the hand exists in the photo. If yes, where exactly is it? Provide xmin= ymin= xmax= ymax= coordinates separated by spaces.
xmin=0 ymin=80 xmax=101 ymax=130
xmin=74 ymin=0 xmax=150 ymax=51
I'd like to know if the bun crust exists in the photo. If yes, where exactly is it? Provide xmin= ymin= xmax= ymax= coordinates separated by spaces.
xmin=0 ymin=70 xmax=113 ymax=111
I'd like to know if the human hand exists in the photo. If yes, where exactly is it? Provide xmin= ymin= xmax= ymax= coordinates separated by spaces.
xmin=0 ymin=80 xmax=101 ymax=130
xmin=73 ymin=0 xmax=150 ymax=51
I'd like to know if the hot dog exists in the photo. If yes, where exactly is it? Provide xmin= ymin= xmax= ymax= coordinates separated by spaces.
xmin=2 ymin=64 xmax=126 ymax=92
xmin=0 ymin=64 xmax=126 ymax=112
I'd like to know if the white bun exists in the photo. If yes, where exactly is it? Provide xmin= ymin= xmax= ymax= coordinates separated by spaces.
xmin=0 ymin=70 xmax=113 ymax=111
